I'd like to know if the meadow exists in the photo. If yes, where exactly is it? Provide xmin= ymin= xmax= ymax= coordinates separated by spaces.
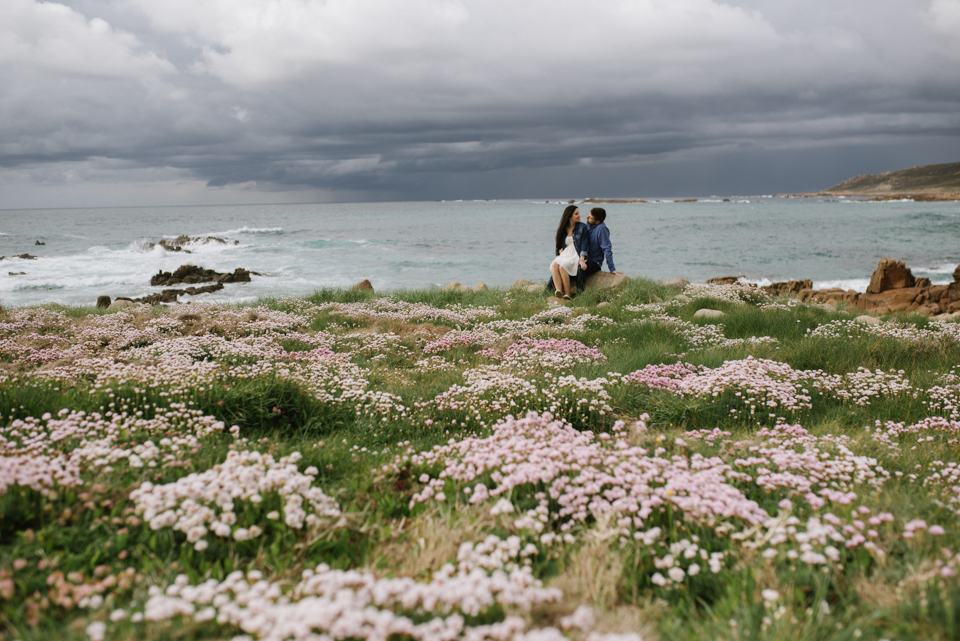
xmin=2 ymin=279 xmax=960 ymax=641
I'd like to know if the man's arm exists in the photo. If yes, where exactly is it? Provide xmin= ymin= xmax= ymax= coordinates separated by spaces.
xmin=597 ymin=225 xmax=622 ymax=274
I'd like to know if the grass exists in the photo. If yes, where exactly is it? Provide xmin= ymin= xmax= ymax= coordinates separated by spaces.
xmin=1 ymin=280 xmax=960 ymax=640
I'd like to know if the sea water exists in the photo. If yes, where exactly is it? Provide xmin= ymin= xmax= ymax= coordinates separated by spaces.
xmin=1 ymin=197 xmax=958 ymax=307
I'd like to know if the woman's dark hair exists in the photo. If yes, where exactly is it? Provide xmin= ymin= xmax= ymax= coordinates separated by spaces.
xmin=555 ymin=205 xmax=578 ymax=253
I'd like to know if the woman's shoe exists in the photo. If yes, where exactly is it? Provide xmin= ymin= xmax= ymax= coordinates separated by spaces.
xmin=555 ymin=290 xmax=563 ymax=298
xmin=563 ymin=294 xmax=571 ymax=300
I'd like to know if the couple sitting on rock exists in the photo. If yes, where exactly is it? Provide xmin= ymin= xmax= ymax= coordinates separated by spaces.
xmin=549 ymin=205 xmax=623 ymax=299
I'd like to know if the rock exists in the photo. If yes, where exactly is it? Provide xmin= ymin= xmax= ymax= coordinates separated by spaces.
xmin=955 ymin=264 xmax=960 ymax=282
xmin=674 ymin=294 xmax=691 ymax=304
xmin=546 ymin=297 xmax=566 ymax=306
xmin=948 ymin=301 xmax=960 ymax=314
xmin=915 ymin=277 xmax=931 ymax=289
xmin=96 ymin=296 xmax=111 ymax=309
xmin=8 ymin=271 xmax=25 ymax=276
xmin=693 ymin=309 xmax=725 ymax=319
xmin=443 ymin=281 xmax=467 ymax=292
xmin=597 ymin=302 xmax=611 ymax=308
xmin=151 ymin=265 xmax=256 ymax=287
xmin=352 ymin=279 xmax=374 ymax=292
xmin=15 ymin=254 xmax=37 ymax=260
xmin=706 ymin=275 xmax=742 ymax=285
xmin=858 ymin=287 xmax=926 ymax=313
xmin=822 ymin=302 xmax=837 ymax=312
xmin=584 ymin=272 xmax=630 ymax=290
xmin=472 ymin=282 xmax=488 ymax=292
xmin=918 ymin=302 xmax=942 ymax=316
xmin=524 ymin=284 xmax=542 ymax=293
xmin=109 ymin=299 xmax=135 ymax=309
xmin=511 ymin=279 xmax=534 ymax=289
xmin=763 ymin=280 xmax=813 ymax=295
xmin=855 ymin=315 xmax=881 ymax=326
xmin=866 ymin=258 xmax=915 ymax=293
xmin=805 ymin=288 xmax=859 ymax=305
xmin=661 ymin=277 xmax=690 ymax=289
xmin=35 ymin=240 xmax=45 ymax=246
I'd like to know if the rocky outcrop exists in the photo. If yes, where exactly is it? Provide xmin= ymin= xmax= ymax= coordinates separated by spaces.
xmin=661 ymin=277 xmax=690 ymax=289
xmin=151 ymin=265 xmax=254 ymax=287
xmin=782 ymin=258 xmax=960 ymax=316
xmin=763 ymin=280 xmax=812 ymax=295
xmin=35 ymin=240 xmax=45 ymax=246
xmin=141 ymin=235 xmax=240 ymax=253
xmin=706 ymin=275 xmax=743 ymax=285
xmin=97 ymin=296 xmax=111 ymax=309
xmin=866 ymin=258 xmax=915 ymax=293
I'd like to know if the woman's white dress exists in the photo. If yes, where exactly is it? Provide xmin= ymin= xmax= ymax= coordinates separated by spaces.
xmin=553 ymin=235 xmax=579 ymax=276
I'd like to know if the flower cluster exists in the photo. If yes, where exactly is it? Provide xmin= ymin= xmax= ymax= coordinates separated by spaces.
xmin=130 ymin=450 xmax=341 ymax=550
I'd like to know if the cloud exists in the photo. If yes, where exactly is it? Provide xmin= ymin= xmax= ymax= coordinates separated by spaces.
xmin=1 ymin=0 xmax=959 ymax=207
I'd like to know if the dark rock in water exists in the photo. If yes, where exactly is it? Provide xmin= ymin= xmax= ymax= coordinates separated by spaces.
xmin=96 ymin=296 xmax=111 ymax=309
xmin=35 ymin=240 xmax=45 ymax=246
xmin=151 ymin=265 xmax=256 ymax=287
xmin=141 ymin=235 xmax=240 ymax=253
xmin=15 ymin=254 xmax=37 ymax=260
xmin=8 ymin=271 xmax=25 ymax=276
xmin=866 ymin=258 xmax=915 ymax=293
xmin=706 ymin=275 xmax=743 ymax=285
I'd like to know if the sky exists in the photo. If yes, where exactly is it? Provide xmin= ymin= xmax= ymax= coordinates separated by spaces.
xmin=1 ymin=0 xmax=959 ymax=208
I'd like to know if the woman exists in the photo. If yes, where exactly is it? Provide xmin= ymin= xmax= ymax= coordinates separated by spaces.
xmin=550 ymin=205 xmax=589 ymax=299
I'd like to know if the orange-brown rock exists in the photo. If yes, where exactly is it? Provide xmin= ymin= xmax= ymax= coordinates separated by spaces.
xmin=866 ymin=258 xmax=915 ymax=294
xmin=915 ymin=277 xmax=931 ymax=288
xmin=763 ymin=280 xmax=812 ymax=294
xmin=857 ymin=287 xmax=926 ymax=313
xmin=706 ymin=275 xmax=742 ymax=285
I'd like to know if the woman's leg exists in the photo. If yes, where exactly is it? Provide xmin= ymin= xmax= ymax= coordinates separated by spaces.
xmin=558 ymin=269 xmax=572 ymax=297
xmin=550 ymin=261 xmax=564 ymax=296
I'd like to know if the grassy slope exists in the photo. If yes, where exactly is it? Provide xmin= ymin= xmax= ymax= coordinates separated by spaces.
xmin=1 ymin=282 xmax=960 ymax=641
xmin=825 ymin=161 xmax=960 ymax=195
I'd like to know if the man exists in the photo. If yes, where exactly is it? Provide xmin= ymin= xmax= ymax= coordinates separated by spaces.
xmin=577 ymin=207 xmax=623 ymax=291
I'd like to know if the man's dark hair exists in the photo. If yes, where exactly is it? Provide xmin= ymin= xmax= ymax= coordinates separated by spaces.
xmin=590 ymin=207 xmax=607 ymax=223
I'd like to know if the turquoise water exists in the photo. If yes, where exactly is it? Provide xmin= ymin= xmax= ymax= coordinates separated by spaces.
xmin=1 ymin=197 xmax=958 ymax=307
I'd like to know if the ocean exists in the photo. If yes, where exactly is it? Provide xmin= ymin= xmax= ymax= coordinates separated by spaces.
xmin=1 ymin=197 xmax=959 ymax=307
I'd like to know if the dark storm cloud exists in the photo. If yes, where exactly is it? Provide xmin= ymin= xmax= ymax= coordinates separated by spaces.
xmin=1 ymin=0 xmax=959 ymax=207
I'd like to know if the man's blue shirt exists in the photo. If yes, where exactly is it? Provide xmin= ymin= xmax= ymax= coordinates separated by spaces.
xmin=587 ymin=222 xmax=615 ymax=272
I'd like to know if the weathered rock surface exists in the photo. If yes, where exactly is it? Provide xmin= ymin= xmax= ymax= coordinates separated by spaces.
xmin=472 ymin=282 xmax=488 ymax=292
xmin=855 ymin=315 xmax=881 ymax=326
xmin=151 ymin=265 xmax=254 ymax=287
xmin=706 ymin=275 xmax=742 ymax=285
xmin=661 ymin=277 xmax=690 ymax=289
xmin=694 ymin=308 xmax=725 ymax=319
xmin=763 ymin=280 xmax=812 ymax=295
xmin=584 ymin=272 xmax=630 ymax=290
xmin=866 ymin=258 xmax=915 ymax=293
xmin=511 ymin=279 xmax=534 ymax=289
xmin=109 ymin=299 xmax=135 ymax=309
xmin=352 ymin=279 xmax=374 ymax=292
xmin=96 ymin=296 xmax=111 ymax=309
xmin=674 ymin=294 xmax=691 ymax=304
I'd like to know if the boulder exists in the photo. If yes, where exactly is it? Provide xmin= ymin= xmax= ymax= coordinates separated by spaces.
xmin=524 ymin=284 xmax=542 ymax=293
xmin=109 ymin=299 xmax=135 ymax=309
xmin=855 ymin=315 xmax=881 ymax=326
xmin=955 ymin=264 xmax=960 ymax=282
xmin=693 ymin=308 xmax=725 ymax=319
xmin=585 ymin=272 xmax=630 ymax=290
xmin=96 ymin=296 xmax=111 ymax=309
xmin=661 ymin=277 xmax=690 ymax=289
xmin=918 ymin=302 xmax=942 ymax=316
xmin=15 ymin=254 xmax=37 ymax=260
xmin=806 ymin=288 xmax=859 ymax=305
xmin=443 ymin=281 xmax=470 ymax=293
xmin=915 ymin=277 xmax=931 ymax=289
xmin=511 ymin=279 xmax=533 ymax=289
xmin=866 ymin=258 xmax=915 ymax=293
xmin=674 ymin=294 xmax=691 ymax=304
xmin=706 ymin=275 xmax=742 ymax=285
xmin=472 ymin=282 xmax=488 ymax=292
xmin=35 ymin=240 xmax=45 ymax=246
xmin=597 ymin=302 xmax=611 ymax=308
xmin=352 ymin=279 xmax=374 ymax=292
xmin=8 ymin=271 xmax=25 ymax=276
